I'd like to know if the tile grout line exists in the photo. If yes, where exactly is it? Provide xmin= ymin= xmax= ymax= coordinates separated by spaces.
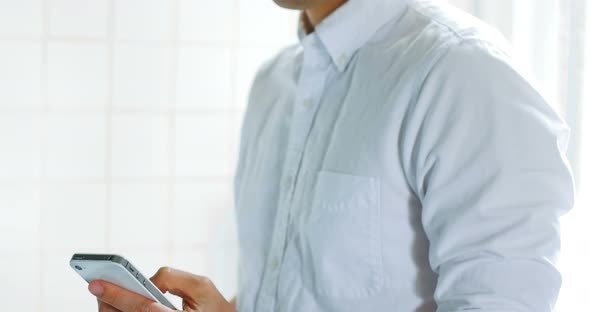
xmin=38 ymin=0 xmax=51 ymax=310
xmin=224 ymin=0 xmax=242 ymax=291
xmin=167 ymin=0 xmax=180 ymax=265
xmin=0 ymin=175 xmax=233 ymax=185
xmin=0 ymin=107 xmax=243 ymax=114
xmin=105 ymin=0 xmax=116 ymax=253
xmin=229 ymin=0 xmax=242 ymax=179
xmin=0 ymin=35 xmax=287 ymax=48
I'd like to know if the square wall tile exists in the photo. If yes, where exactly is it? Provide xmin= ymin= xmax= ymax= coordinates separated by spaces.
xmin=0 ymin=185 xmax=40 ymax=251
xmin=46 ymin=113 xmax=106 ymax=179
xmin=175 ymin=114 xmax=233 ymax=177
xmin=172 ymin=181 xmax=235 ymax=247
xmin=178 ymin=0 xmax=234 ymax=42
xmin=238 ymin=0 xmax=298 ymax=45
xmin=235 ymin=45 xmax=283 ymax=110
xmin=42 ymin=184 xmax=107 ymax=250
xmin=111 ymin=114 xmax=169 ymax=178
xmin=0 ymin=0 xmax=43 ymax=37
xmin=176 ymin=46 xmax=232 ymax=111
xmin=113 ymin=44 xmax=170 ymax=110
xmin=42 ymin=251 xmax=98 ymax=312
xmin=0 ymin=42 xmax=42 ymax=108
xmin=170 ymin=249 xmax=210 ymax=279
xmin=0 ymin=251 xmax=40 ymax=310
xmin=0 ymin=113 xmax=41 ymax=179
xmin=110 ymin=183 xmax=169 ymax=249
xmin=48 ymin=43 xmax=108 ymax=109
xmin=115 ymin=0 xmax=171 ymax=40
xmin=49 ymin=0 xmax=109 ymax=37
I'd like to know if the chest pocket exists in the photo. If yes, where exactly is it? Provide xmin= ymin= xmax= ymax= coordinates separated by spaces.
xmin=303 ymin=170 xmax=383 ymax=298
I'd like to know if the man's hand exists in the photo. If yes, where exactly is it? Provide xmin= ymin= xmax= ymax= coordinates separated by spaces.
xmin=90 ymin=267 xmax=236 ymax=312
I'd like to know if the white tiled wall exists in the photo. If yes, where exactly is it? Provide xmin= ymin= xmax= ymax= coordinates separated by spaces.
xmin=0 ymin=0 xmax=43 ymax=37
xmin=0 ymin=42 xmax=43 ymax=108
xmin=112 ymin=45 xmax=171 ymax=110
xmin=0 ymin=0 xmax=298 ymax=310
xmin=47 ymin=43 xmax=109 ymax=109
xmin=176 ymin=46 xmax=233 ymax=110
xmin=49 ymin=0 xmax=110 ymax=37
xmin=115 ymin=0 xmax=172 ymax=41
xmin=178 ymin=0 xmax=234 ymax=42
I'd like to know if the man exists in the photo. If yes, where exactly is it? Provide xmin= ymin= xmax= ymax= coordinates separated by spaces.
xmin=89 ymin=0 xmax=575 ymax=311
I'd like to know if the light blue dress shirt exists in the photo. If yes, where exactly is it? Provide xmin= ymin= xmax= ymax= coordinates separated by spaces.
xmin=233 ymin=0 xmax=575 ymax=311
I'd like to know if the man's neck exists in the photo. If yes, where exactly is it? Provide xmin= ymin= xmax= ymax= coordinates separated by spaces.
xmin=304 ymin=0 xmax=347 ymax=31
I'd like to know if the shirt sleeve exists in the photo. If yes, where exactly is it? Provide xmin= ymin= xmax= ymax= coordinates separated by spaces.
xmin=409 ymin=40 xmax=575 ymax=311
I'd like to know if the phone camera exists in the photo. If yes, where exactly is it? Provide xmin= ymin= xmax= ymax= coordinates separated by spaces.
xmin=75 ymin=265 xmax=83 ymax=271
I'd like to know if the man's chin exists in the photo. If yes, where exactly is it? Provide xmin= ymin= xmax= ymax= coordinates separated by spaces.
xmin=272 ymin=0 xmax=326 ymax=10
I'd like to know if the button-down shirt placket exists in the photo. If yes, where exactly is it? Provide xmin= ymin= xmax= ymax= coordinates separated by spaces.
xmin=254 ymin=33 xmax=331 ymax=312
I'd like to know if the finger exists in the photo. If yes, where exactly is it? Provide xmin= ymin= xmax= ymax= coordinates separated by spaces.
xmin=98 ymin=300 xmax=121 ymax=312
xmin=149 ymin=267 xmax=170 ymax=293
xmin=150 ymin=267 xmax=214 ymax=301
xmin=89 ymin=280 xmax=171 ymax=312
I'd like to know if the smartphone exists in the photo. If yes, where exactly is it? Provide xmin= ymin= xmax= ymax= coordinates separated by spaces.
xmin=70 ymin=253 xmax=177 ymax=310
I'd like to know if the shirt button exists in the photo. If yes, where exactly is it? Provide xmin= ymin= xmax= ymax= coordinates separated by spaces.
xmin=302 ymin=98 xmax=313 ymax=109
xmin=338 ymin=54 xmax=347 ymax=68
xmin=271 ymin=258 xmax=279 ymax=270
xmin=284 ymin=175 xmax=294 ymax=188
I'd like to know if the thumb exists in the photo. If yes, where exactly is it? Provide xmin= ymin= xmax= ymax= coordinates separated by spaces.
xmin=89 ymin=280 xmax=172 ymax=312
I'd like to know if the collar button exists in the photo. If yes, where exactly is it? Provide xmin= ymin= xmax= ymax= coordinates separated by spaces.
xmin=337 ymin=54 xmax=348 ymax=68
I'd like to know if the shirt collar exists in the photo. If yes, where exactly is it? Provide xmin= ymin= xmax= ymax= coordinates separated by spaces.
xmin=298 ymin=0 xmax=409 ymax=72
